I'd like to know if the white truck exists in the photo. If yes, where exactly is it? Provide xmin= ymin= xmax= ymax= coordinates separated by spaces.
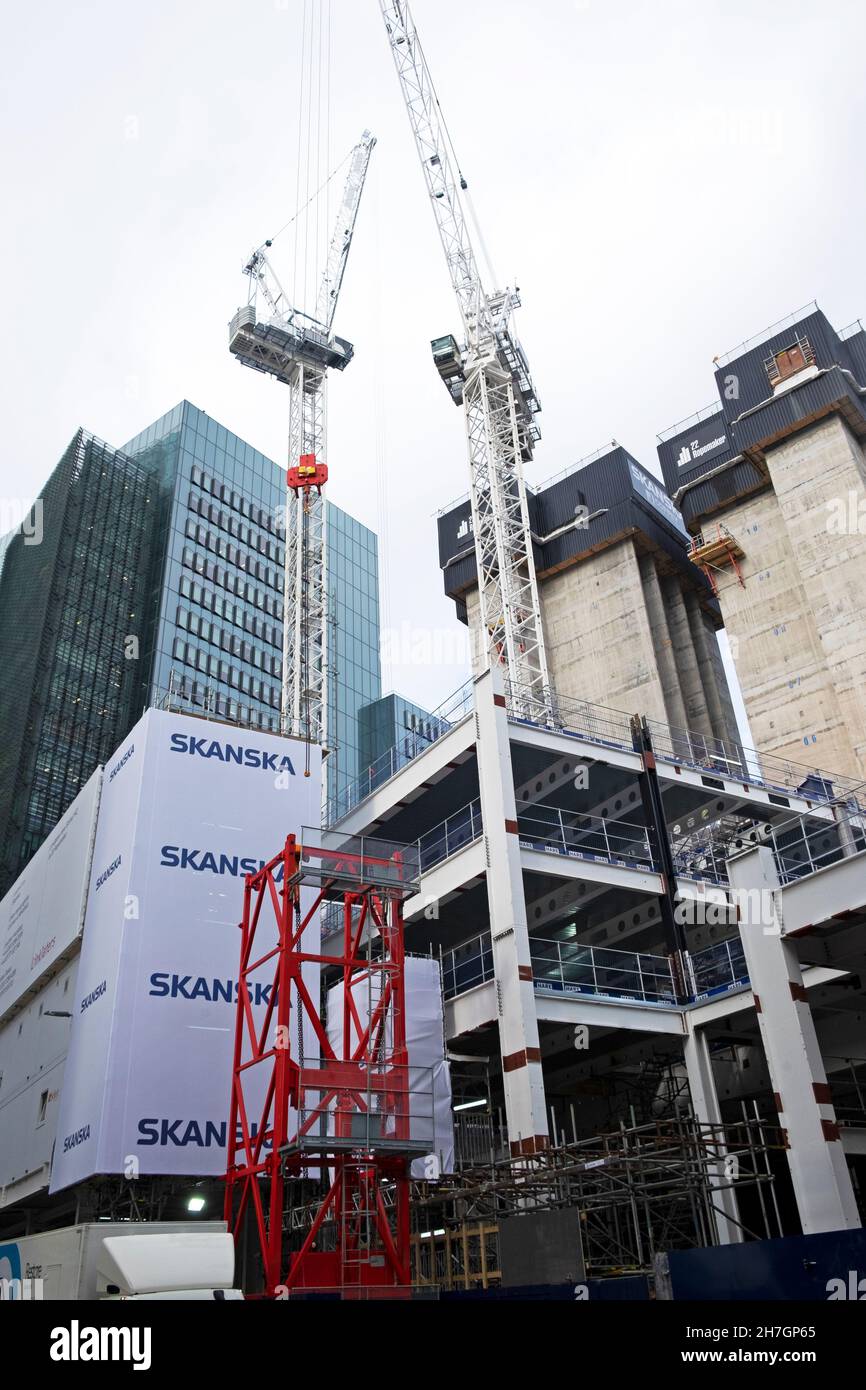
xmin=0 ymin=1221 xmax=242 ymax=1300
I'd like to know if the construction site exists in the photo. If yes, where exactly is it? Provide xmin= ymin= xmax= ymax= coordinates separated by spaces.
xmin=2 ymin=0 xmax=866 ymax=1316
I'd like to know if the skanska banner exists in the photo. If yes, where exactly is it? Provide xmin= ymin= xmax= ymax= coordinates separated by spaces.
xmin=0 ymin=769 xmax=101 ymax=1026
xmin=50 ymin=709 xmax=321 ymax=1191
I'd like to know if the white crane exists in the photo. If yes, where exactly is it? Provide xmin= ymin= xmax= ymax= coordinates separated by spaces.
xmin=379 ymin=1 xmax=550 ymax=721
xmin=229 ymin=131 xmax=376 ymax=764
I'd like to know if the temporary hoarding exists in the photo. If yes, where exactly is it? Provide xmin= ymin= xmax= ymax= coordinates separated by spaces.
xmin=0 ymin=958 xmax=78 ymax=1206
xmin=0 ymin=770 xmax=100 ymax=1026
xmin=50 ymin=709 xmax=321 ymax=1191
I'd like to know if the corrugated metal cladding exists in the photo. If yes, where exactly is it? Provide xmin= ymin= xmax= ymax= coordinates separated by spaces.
xmin=712 ymin=310 xmax=856 ymax=416
xmin=657 ymin=410 xmax=737 ymax=499
xmin=675 ymin=459 xmax=766 ymax=533
xmin=436 ymin=446 xmax=716 ymax=614
xmin=732 ymin=368 xmax=866 ymax=456
xmin=657 ymin=307 xmax=866 ymax=530
xmin=846 ymin=328 xmax=866 ymax=380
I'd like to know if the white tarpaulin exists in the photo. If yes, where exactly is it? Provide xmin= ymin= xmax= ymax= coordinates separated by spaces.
xmin=50 ymin=709 xmax=321 ymax=1191
xmin=0 ymin=769 xmax=100 ymax=1026
xmin=326 ymin=955 xmax=454 ymax=1177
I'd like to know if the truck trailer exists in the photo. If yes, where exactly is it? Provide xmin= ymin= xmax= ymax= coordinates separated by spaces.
xmin=0 ymin=1221 xmax=241 ymax=1300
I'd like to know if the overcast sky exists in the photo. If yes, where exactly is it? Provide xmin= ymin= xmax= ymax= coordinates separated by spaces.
xmin=3 ymin=0 xmax=864 ymax=713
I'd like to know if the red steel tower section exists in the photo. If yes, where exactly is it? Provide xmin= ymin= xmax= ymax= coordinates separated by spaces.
xmin=224 ymin=828 xmax=424 ymax=1297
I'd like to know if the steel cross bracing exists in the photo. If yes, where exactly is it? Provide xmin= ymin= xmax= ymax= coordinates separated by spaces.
xmin=229 ymin=132 xmax=375 ymax=749
xmin=379 ymin=1 xmax=551 ymax=721
xmin=286 ymin=368 xmax=328 ymax=745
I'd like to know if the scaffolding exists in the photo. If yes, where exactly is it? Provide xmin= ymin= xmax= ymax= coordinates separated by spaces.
xmin=688 ymin=523 xmax=746 ymax=596
xmin=408 ymin=1112 xmax=785 ymax=1286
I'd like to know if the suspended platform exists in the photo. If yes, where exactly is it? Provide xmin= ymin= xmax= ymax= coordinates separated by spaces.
xmin=688 ymin=523 xmax=746 ymax=595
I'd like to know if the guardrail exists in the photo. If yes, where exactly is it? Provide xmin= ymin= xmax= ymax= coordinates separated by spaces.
xmin=441 ymin=935 xmax=676 ymax=1006
xmin=644 ymin=717 xmax=865 ymax=804
xmin=687 ymin=937 xmax=749 ymax=1000
xmin=517 ymin=808 xmax=656 ymax=870
xmin=419 ymin=800 xmax=483 ymax=874
xmin=530 ymin=940 xmax=677 ymax=1004
xmin=768 ymin=800 xmax=866 ymax=883
xmin=505 ymin=680 xmax=635 ymax=752
xmin=441 ymin=932 xmax=494 ymax=1000
xmin=503 ymin=679 xmax=862 ymax=807
xmin=672 ymin=796 xmax=866 ymax=889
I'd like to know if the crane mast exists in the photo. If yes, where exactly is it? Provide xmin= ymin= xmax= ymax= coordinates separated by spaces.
xmin=379 ymin=1 xmax=550 ymax=720
xmin=229 ymin=131 xmax=376 ymax=760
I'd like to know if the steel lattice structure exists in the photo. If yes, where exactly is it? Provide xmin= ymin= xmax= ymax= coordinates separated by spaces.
xmin=380 ymin=1 xmax=551 ymax=721
xmin=224 ymin=829 xmax=426 ymax=1296
xmin=229 ymin=131 xmax=375 ymax=750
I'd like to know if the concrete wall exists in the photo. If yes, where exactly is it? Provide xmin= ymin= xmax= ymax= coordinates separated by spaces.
xmin=538 ymin=539 xmax=669 ymax=721
xmin=767 ymin=417 xmax=866 ymax=778
xmin=464 ymin=539 xmax=738 ymax=742
xmin=708 ymin=417 xmax=866 ymax=780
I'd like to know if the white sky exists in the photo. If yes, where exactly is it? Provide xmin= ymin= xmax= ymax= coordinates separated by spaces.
xmin=3 ymin=0 xmax=864 ymax=714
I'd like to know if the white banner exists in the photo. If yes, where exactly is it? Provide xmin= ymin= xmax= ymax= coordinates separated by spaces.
xmin=0 ymin=770 xmax=100 ymax=1026
xmin=50 ymin=710 xmax=321 ymax=1191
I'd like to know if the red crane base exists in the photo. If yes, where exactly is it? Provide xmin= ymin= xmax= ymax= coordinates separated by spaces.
xmin=223 ymin=832 xmax=419 ymax=1298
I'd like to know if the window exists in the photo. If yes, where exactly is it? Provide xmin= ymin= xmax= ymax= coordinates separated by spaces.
xmin=37 ymin=1090 xmax=49 ymax=1126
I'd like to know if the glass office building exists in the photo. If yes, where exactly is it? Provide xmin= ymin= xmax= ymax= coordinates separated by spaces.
xmin=326 ymin=505 xmax=382 ymax=808
xmin=0 ymin=402 xmax=381 ymax=891
xmin=0 ymin=430 xmax=160 ymax=893
xmin=122 ymin=402 xmax=288 ymax=735
xmin=359 ymin=692 xmax=450 ymax=787
xmin=122 ymin=402 xmax=382 ymax=807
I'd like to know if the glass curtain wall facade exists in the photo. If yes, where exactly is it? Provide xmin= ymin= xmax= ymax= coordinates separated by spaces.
xmin=123 ymin=403 xmax=382 ymax=807
xmin=0 ymin=401 xmax=382 ymax=893
xmin=359 ymin=693 xmax=450 ymax=782
xmin=123 ymin=402 xmax=287 ymax=734
xmin=0 ymin=431 xmax=159 ymax=893
xmin=326 ymin=505 xmax=382 ymax=807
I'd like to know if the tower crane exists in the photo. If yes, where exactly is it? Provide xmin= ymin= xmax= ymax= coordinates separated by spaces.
xmin=229 ymin=130 xmax=377 ymax=765
xmin=379 ymin=2 xmax=551 ymax=721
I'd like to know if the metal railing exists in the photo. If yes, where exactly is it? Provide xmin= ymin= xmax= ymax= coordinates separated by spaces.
xmin=440 ymin=934 xmax=676 ymax=1006
xmin=530 ymin=939 xmax=677 ymax=1004
xmin=517 ymin=807 xmax=655 ymax=870
xmin=150 ymin=676 xmax=280 ymax=733
xmin=503 ymin=679 xmax=863 ymax=811
xmin=657 ymin=401 xmax=725 ymax=444
xmin=688 ymin=937 xmax=749 ymax=1000
xmin=325 ymin=679 xmax=474 ymax=826
xmin=419 ymin=800 xmax=483 ymax=874
xmin=714 ymin=301 xmax=819 ymax=369
xmin=504 ymin=679 xmax=635 ymax=751
xmin=672 ymin=794 xmax=866 ymax=889
xmin=825 ymin=1058 xmax=866 ymax=1129
xmin=440 ymin=932 xmax=494 ymax=1000
xmin=298 ymin=826 xmax=421 ymax=891
xmin=768 ymin=799 xmax=866 ymax=884
xmin=645 ymin=717 xmax=864 ymax=804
